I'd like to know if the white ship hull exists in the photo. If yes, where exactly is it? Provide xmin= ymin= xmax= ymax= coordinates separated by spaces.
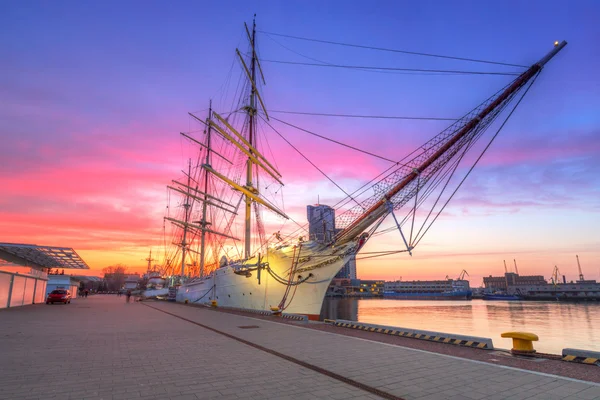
xmin=177 ymin=240 xmax=356 ymax=319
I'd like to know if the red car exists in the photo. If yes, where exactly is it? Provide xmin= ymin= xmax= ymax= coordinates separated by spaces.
xmin=46 ymin=289 xmax=71 ymax=304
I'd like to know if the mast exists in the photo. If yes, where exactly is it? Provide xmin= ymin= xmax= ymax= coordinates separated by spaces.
xmin=244 ymin=15 xmax=257 ymax=259
xmin=145 ymin=250 xmax=155 ymax=274
xmin=334 ymin=41 xmax=567 ymax=245
xmin=180 ymin=160 xmax=192 ymax=277
xmin=200 ymin=102 xmax=212 ymax=277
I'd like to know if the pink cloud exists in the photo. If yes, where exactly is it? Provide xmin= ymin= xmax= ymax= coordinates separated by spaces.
xmin=479 ymin=129 xmax=600 ymax=167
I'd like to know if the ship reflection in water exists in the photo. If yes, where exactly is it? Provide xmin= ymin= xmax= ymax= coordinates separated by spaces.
xmin=320 ymin=298 xmax=599 ymax=354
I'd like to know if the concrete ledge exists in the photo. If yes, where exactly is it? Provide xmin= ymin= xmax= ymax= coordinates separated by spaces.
xmin=562 ymin=348 xmax=600 ymax=366
xmin=332 ymin=319 xmax=494 ymax=349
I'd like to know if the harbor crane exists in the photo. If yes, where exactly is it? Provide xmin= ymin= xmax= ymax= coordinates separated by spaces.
xmin=576 ymin=255 xmax=585 ymax=281
xmin=551 ymin=265 xmax=562 ymax=285
xmin=504 ymin=260 xmax=508 ymax=273
xmin=513 ymin=259 xmax=519 ymax=275
xmin=457 ymin=270 xmax=469 ymax=281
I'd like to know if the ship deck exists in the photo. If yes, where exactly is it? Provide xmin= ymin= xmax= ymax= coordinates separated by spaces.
xmin=1 ymin=295 xmax=598 ymax=400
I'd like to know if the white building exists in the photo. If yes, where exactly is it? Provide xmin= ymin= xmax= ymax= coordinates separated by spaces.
xmin=46 ymin=274 xmax=80 ymax=299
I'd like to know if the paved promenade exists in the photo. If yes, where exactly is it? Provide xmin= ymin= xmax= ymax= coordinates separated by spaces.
xmin=0 ymin=296 xmax=598 ymax=400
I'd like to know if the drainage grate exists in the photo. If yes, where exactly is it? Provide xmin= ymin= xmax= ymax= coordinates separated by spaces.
xmin=238 ymin=325 xmax=260 ymax=329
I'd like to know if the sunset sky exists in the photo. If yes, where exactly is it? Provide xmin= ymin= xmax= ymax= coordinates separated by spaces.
xmin=1 ymin=1 xmax=599 ymax=285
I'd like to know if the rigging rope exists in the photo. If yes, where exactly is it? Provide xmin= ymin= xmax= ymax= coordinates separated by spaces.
xmin=261 ymin=59 xmax=522 ymax=76
xmin=258 ymin=31 xmax=529 ymax=68
xmin=365 ymin=80 xmax=517 ymax=242
xmin=365 ymin=72 xmax=538 ymax=250
xmin=330 ymin=76 xmax=521 ymax=235
xmin=262 ymin=32 xmax=476 ymax=77
xmin=410 ymin=71 xmax=542 ymax=248
xmin=356 ymin=250 xmax=408 ymax=261
xmin=369 ymin=130 xmax=483 ymax=240
xmin=260 ymin=115 xmax=365 ymax=210
xmin=270 ymin=110 xmax=457 ymax=121
xmin=269 ymin=116 xmax=399 ymax=164
xmin=278 ymin=76 xmax=517 ymax=243
xmin=407 ymin=104 xmax=507 ymax=245
xmin=192 ymin=285 xmax=214 ymax=303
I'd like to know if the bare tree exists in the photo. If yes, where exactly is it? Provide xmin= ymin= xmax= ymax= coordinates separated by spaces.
xmin=103 ymin=264 xmax=128 ymax=291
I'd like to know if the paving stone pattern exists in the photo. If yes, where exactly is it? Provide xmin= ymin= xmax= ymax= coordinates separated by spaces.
xmin=149 ymin=301 xmax=600 ymax=400
xmin=0 ymin=297 xmax=381 ymax=400
xmin=1 ymin=296 xmax=599 ymax=400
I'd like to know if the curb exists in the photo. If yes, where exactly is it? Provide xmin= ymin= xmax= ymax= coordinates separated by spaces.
xmin=562 ymin=348 xmax=600 ymax=366
xmin=329 ymin=319 xmax=494 ymax=349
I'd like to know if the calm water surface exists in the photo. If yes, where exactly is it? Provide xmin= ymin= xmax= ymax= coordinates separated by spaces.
xmin=320 ymin=298 xmax=599 ymax=354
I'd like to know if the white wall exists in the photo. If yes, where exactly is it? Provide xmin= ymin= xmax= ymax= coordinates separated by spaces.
xmin=34 ymin=280 xmax=46 ymax=304
xmin=0 ymin=273 xmax=11 ymax=308
xmin=0 ymin=271 xmax=48 ymax=309
xmin=10 ymin=276 xmax=26 ymax=307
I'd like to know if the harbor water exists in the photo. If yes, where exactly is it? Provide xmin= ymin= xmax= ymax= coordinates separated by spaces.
xmin=320 ymin=298 xmax=600 ymax=354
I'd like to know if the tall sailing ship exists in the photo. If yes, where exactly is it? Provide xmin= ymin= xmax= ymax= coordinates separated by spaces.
xmin=156 ymin=18 xmax=567 ymax=319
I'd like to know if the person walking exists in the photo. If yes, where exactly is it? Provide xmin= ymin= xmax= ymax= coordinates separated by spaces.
xmin=126 ymin=290 xmax=132 ymax=303
xmin=84 ymin=289 xmax=89 ymax=298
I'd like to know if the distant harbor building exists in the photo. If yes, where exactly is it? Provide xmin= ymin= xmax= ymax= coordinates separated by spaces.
xmin=483 ymin=272 xmax=546 ymax=291
xmin=359 ymin=280 xmax=384 ymax=296
xmin=307 ymin=204 xmax=356 ymax=279
xmin=327 ymin=278 xmax=360 ymax=297
xmin=484 ymin=271 xmax=600 ymax=301
xmin=326 ymin=278 xmax=383 ymax=297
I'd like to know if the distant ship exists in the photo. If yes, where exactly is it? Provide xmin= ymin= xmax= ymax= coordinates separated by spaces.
xmin=483 ymin=293 xmax=521 ymax=301
xmin=384 ymin=275 xmax=472 ymax=300
xmin=141 ymin=251 xmax=169 ymax=298
xmin=512 ymin=282 xmax=600 ymax=301
xmin=147 ymin=272 xmax=166 ymax=289
xmin=123 ymin=275 xmax=140 ymax=291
